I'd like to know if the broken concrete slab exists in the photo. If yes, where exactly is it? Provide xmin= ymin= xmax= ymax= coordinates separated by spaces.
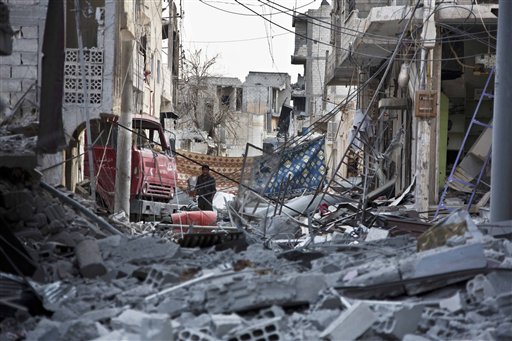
xmin=111 ymin=309 xmax=170 ymax=334
xmin=320 ymin=301 xmax=377 ymax=340
xmin=211 ymin=313 xmax=244 ymax=337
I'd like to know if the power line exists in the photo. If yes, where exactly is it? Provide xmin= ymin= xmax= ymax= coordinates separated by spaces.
xmin=184 ymin=32 xmax=290 ymax=43
xmin=234 ymin=0 xmax=495 ymax=63
xmin=197 ymin=0 xmax=316 ymax=17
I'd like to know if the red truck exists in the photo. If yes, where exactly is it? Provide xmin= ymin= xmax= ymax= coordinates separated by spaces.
xmin=84 ymin=113 xmax=178 ymax=220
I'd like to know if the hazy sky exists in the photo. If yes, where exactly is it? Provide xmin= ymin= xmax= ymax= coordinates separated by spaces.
xmin=181 ymin=0 xmax=323 ymax=83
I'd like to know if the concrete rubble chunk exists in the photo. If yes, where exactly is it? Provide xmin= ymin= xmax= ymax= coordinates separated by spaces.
xmin=439 ymin=291 xmax=464 ymax=312
xmin=400 ymin=243 xmax=487 ymax=295
xmin=91 ymin=330 xmax=141 ymax=341
xmin=385 ymin=304 xmax=424 ymax=339
xmin=111 ymin=309 xmax=170 ymax=334
xmin=75 ymin=239 xmax=107 ymax=278
xmin=211 ymin=313 xmax=244 ymax=337
xmin=320 ymin=301 xmax=377 ymax=340
xmin=365 ymin=227 xmax=390 ymax=241
xmin=178 ymin=328 xmax=216 ymax=341
xmin=226 ymin=317 xmax=282 ymax=341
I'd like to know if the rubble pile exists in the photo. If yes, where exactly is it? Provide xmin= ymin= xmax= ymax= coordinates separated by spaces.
xmin=1 ymin=169 xmax=512 ymax=340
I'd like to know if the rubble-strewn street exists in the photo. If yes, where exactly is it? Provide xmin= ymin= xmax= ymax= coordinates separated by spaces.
xmin=2 ymin=0 xmax=512 ymax=340
xmin=1 ymin=167 xmax=512 ymax=341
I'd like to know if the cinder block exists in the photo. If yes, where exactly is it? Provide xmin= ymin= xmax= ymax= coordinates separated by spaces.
xmin=21 ymin=52 xmax=39 ymax=65
xmin=0 ymin=52 xmax=21 ymax=65
xmin=0 ymin=66 xmax=11 ymax=78
xmin=178 ymin=328 xmax=216 ymax=341
xmin=20 ymin=26 xmax=39 ymax=39
xmin=0 ymin=79 xmax=22 ymax=92
xmin=1 ymin=189 xmax=34 ymax=208
xmin=320 ymin=301 xmax=377 ymax=340
xmin=227 ymin=317 xmax=282 ymax=341
xmin=11 ymin=65 xmax=37 ymax=79
xmin=12 ymin=38 xmax=38 ymax=53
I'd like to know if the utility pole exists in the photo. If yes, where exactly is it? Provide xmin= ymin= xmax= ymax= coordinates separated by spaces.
xmin=490 ymin=0 xmax=512 ymax=222
xmin=414 ymin=0 xmax=436 ymax=217
xmin=114 ymin=6 xmax=135 ymax=215
xmin=74 ymin=0 xmax=96 ymax=203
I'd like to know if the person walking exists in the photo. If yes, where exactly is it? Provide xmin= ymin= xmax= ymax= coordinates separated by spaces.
xmin=196 ymin=164 xmax=216 ymax=211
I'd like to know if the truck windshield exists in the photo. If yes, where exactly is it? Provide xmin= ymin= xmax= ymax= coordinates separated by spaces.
xmin=132 ymin=121 xmax=165 ymax=152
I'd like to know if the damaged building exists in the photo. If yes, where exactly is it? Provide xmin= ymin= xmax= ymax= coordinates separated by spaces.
xmin=0 ymin=0 xmax=180 ymax=191
xmin=320 ymin=0 xmax=499 ymax=216
xmin=177 ymin=72 xmax=291 ymax=157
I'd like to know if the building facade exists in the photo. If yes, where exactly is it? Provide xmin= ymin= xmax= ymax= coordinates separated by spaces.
xmin=324 ymin=0 xmax=498 ymax=215
xmin=0 ymin=0 xmax=180 ymax=189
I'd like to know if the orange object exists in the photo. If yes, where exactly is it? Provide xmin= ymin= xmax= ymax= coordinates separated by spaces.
xmin=171 ymin=211 xmax=217 ymax=226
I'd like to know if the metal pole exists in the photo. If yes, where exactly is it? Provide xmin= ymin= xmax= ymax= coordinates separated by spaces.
xmin=490 ymin=0 xmax=512 ymax=222
xmin=74 ymin=0 xmax=96 ymax=203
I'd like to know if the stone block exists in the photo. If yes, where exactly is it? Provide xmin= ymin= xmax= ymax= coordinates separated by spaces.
xmin=0 ymin=79 xmax=21 ymax=92
xmin=75 ymin=239 xmax=107 ymax=278
xmin=11 ymin=65 xmax=37 ymax=79
xmin=320 ymin=301 xmax=377 ymax=340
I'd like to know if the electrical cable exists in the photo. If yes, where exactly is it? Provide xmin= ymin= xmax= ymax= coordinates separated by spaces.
xmin=197 ymin=0 xmax=316 ymax=17
xmin=263 ymin=0 xmax=494 ymax=45
xmin=184 ymin=31 xmax=290 ymax=43
xmin=234 ymin=0 xmax=496 ymax=63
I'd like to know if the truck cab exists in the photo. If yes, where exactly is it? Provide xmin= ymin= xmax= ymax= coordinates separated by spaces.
xmin=85 ymin=113 xmax=177 ymax=220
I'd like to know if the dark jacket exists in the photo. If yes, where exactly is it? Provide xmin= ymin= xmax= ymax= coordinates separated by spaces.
xmin=196 ymin=174 xmax=216 ymax=196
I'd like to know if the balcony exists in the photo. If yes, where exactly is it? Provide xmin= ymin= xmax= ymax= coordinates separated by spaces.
xmin=325 ymin=3 xmax=498 ymax=86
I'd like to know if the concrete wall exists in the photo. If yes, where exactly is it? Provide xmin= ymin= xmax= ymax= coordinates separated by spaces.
xmin=0 ymin=0 xmax=48 ymax=114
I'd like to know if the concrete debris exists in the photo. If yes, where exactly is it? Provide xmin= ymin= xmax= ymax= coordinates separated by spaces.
xmin=1 ymin=168 xmax=512 ymax=341
xmin=320 ymin=301 xmax=377 ymax=340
